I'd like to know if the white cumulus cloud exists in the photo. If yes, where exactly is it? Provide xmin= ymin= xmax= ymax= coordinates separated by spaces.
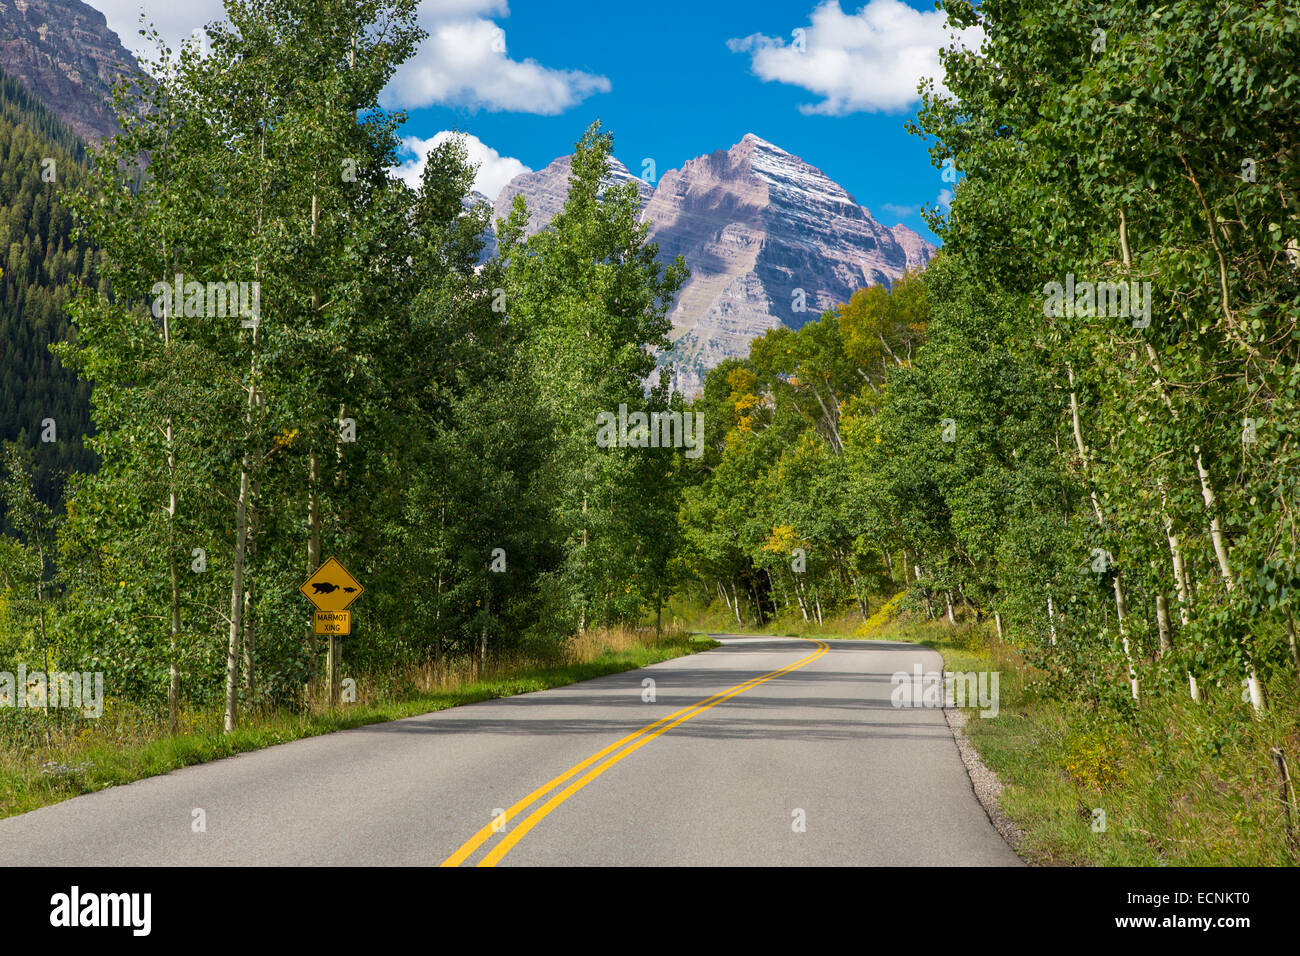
xmin=88 ymin=1 xmax=610 ymax=116
xmin=393 ymin=131 xmax=530 ymax=200
xmin=382 ymin=1 xmax=611 ymax=114
xmin=728 ymin=0 xmax=984 ymax=115
xmin=881 ymin=202 xmax=920 ymax=220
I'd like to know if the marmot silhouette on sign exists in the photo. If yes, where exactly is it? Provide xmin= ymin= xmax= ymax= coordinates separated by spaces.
xmin=312 ymin=582 xmax=340 ymax=595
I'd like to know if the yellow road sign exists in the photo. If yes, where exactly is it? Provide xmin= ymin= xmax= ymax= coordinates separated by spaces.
xmin=300 ymin=557 xmax=364 ymax=611
xmin=314 ymin=610 xmax=351 ymax=635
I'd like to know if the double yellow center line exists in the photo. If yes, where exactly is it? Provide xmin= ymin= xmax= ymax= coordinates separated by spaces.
xmin=441 ymin=637 xmax=829 ymax=867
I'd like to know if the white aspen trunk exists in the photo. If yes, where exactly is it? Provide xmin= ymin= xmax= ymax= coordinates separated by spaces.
xmin=945 ymin=591 xmax=955 ymax=625
xmin=1160 ymin=484 xmax=1200 ymax=700
xmin=224 ymin=460 xmax=250 ymax=733
xmin=242 ymin=586 xmax=254 ymax=696
xmin=434 ymin=503 xmax=446 ymax=678
xmin=225 ymin=324 xmax=259 ymax=732
xmin=169 ymin=543 xmax=180 ymax=734
xmin=1193 ymin=446 xmax=1261 ymax=712
xmin=228 ymin=125 xmax=267 ymax=732
xmin=307 ymin=452 xmax=321 ymax=669
xmin=813 ymin=589 xmax=824 ymax=626
xmin=730 ymin=581 xmax=742 ymax=625
xmin=1047 ymin=593 xmax=1057 ymax=646
xmin=852 ymin=575 xmax=868 ymax=619
xmin=914 ymin=564 xmax=936 ymax=621
xmin=1155 ymin=594 xmax=1171 ymax=657
xmin=1114 ymin=577 xmax=1138 ymax=701
xmin=304 ymin=192 xmax=324 ymax=681
xmin=1139 ymin=352 xmax=1189 ymax=595
xmin=655 ymin=578 xmax=664 ymax=637
xmin=1194 ymin=447 xmax=1234 ymax=589
xmin=768 ymin=568 xmax=789 ymax=610
xmin=879 ymin=332 xmax=905 ymax=367
xmin=1122 ymin=635 xmax=1140 ymax=702
xmin=162 ymin=176 xmax=180 ymax=735
xmin=1068 ymin=368 xmax=1106 ymax=526
xmin=435 ymin=569 xmax=444 ymax=675
xmin=994 ymin=612 xmax=1003 ymax=641
xmin=480 ymin=593 xmax=489 ymax=671
xmin=579 ymin=490 xmax=588 ymax=634
xmin=34 ymin=537 xmax=50 ymax=716
xmin=162 ymin=303 xmax=181 ymax=735
xmin=1161 ymin=493 xmax=1191 ymax=623
xmin=1069 ymin=364 xmax=1138 ymax=697
xmin=807 ymin=383 xmax=843 ymax=453
xmin=166 ymin=425 xmax=180 ymax=735
xmin=794 ymin=575 xmax=810 ymax=622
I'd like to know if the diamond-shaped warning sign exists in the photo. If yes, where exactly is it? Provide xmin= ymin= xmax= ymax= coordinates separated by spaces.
xmin=299 ymin=557 xmax=363 ymax=612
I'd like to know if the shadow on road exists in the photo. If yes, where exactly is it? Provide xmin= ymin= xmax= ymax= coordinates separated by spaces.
xmin=345 ymin=638 xmax=955 ymax=743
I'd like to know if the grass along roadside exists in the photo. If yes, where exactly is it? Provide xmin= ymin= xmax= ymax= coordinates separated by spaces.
xmin=0 ymin=627 xmax=717 ymax=821
xmin=873 ymin=617 xmax=1300 ymax=866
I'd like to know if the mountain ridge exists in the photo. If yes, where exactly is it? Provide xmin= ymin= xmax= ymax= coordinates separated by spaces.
xmin=0 ymin=0 xmax=140 ymax=143
xmin=491 ymin=132 xmax=936 ymax=393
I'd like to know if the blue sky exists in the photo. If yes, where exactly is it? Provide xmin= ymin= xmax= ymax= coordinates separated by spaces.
xmin=89 ymin=1 xmax=979 ymax=242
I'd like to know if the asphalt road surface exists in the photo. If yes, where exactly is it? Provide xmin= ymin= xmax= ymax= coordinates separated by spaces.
xmin=0 ymin=636 xmax=1021 ymax=866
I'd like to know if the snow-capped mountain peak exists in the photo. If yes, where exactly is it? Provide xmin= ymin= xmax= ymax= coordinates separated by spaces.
xmin=491 ymin=133 xmax=936 ymax=393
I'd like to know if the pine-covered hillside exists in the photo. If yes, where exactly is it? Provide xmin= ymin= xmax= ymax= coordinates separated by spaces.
xmin=0 ymin=65 xmax=99 ymax=517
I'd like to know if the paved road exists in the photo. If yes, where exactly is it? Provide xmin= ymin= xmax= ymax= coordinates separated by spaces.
xmin=0 ymin=637 xmax=1020 ymax=866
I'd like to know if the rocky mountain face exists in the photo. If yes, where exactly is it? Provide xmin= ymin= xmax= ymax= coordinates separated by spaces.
xmin=493 ymin=154 xmax=652 ymax=237
xmin=0 ymin=0 xmax=139 ymax=142
xmin=891 ymin=222 xmax=937 ymax=273
xmin=492 ymin=133 xmax=935 ymax=394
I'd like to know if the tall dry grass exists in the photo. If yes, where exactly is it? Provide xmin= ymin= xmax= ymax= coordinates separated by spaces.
xmin=301 ymin=625 xmax=690 ymax=710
